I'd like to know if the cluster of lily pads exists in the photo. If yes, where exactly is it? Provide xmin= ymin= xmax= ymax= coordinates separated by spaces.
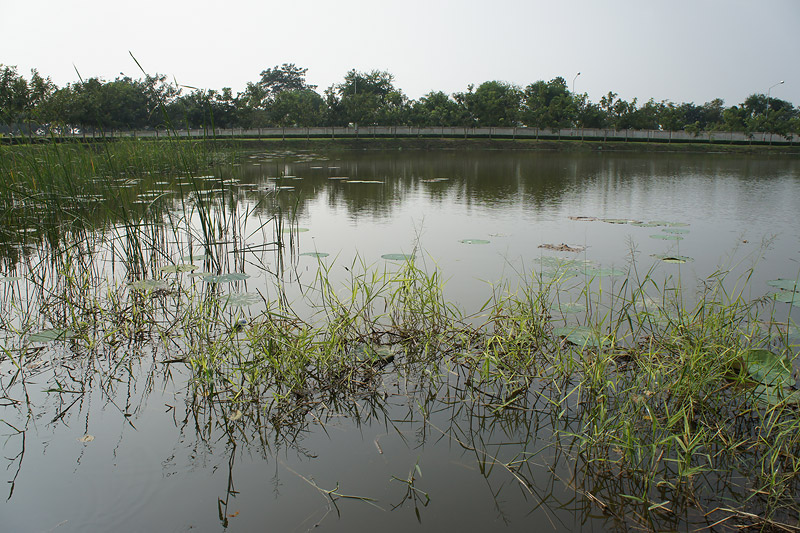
xmin=768 ymin=278 xmax=800 ymax=308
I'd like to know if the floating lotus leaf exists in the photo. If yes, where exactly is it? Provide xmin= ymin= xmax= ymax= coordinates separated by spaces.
xmin=650 ymin=234 xmax=684 ymax=241
xmin=29 ymin=328 xmax=74 ymax=343
xmin=0 ymin=275 xmax=22 ymax=282
xmin=328 ymin=176 xmax=349 ymax=180
xmin=647 ymin=220 xmax=671 ymax=226
xmin=552 ymin=326 xmax=607 ymax=348
xmin=200 ymin=273 xmax=250 ymax=284
xmin=459 ymin=239 xmax=490 ymax=245
xmin=223 ymin=292 xmax=260 ymax=307
xmin=630 ymin=222 xmax=661 ymax=227
xmin=662 ymin=228 xmax=690 ymax=234
xmin=773 ymin=292 xmax=800 ymax=307
xmin=602 ymin=218 xmax=632 ymax=224
xmin=751 ymin=385 xmax=800 ymax=406
xmin=667 ymin=222 xmax=690 ymax=227
xmin=381 ymin=253 xmax=414 ymax=261
xmin=553 ymin=301 xmax=585 ymax=314
xmin=181 ymin=254 xmax=211 ymax=263
xmin=276 ymin=186 xmax=295 ymax=191
xmin=581 ymin=266 xmax=626 ymax=277
xmin=568 ymin=216 xmax=597 ymax=222
xmin=300 ymin=252 xmax=329 ymax=258
xmin=742 ymin=349 xmax=795 ymax=388
xmin=346 ymin=180 xmax=384 ymax=184
xmin=160 ymin=264 xmax=198 ymax=274
xmin=130 ymin=279 xmax=170 ymax=291
xmin=652 ymin=254 xmax=693 ymax=264
xmin=767 ymin=279 xmax=800 ymax=292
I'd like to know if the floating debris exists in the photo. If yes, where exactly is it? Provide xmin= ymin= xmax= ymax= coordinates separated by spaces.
xmin=602 ymin=218 xmax=639 ymax=224
xmin=459 ymin=239 xmax=490 ymax=245
xmin=568 ymin=216 xmax=597 ymax=222
xmin=650 ymin=234 xmax=684 ymax=241
xmin=77 ymin=435 xmax=95 ymax=443
xmin=538 ymin=243 xmax=586 ymax=253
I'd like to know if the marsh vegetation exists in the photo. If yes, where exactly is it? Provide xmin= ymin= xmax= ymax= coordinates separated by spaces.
xmin=1 ymin=140 xmax=799 ymax=531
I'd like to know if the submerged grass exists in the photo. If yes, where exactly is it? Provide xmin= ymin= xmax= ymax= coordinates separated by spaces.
xmin=1 ymin=139 xmax=799 ymax=530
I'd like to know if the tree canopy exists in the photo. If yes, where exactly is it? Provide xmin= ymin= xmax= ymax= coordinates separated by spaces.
xmin=1 ymin=63 xmax=798 ymax=136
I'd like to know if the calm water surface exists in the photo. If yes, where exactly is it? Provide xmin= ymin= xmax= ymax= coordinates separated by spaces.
xmin=2 ymin=150 xmax=799 ymax=532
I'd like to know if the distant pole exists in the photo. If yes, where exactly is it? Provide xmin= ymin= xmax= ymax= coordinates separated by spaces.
xmin=766 ymin=80 xmax=784 ymax=122
xmin=572 ymin=72 xmax=581 ymax=94
xmin=766 ymin=80 xmax=784 ymax=144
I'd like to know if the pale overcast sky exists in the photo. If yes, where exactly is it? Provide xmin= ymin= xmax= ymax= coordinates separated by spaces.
xmin=2 ymin=0 xmax=798 ymax=106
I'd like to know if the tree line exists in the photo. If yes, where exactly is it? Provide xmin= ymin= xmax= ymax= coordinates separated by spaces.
xmin=1 ymin=63 xmax=797 ymax=137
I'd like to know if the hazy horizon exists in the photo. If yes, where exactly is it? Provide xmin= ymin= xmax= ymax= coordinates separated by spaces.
xmin=3 ymin=0 xmax=798 ymax=107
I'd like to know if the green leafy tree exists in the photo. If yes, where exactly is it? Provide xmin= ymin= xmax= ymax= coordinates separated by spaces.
xmin=335 ymin=69 xmax=408 ymax=126
xmin=409 ymin=91 xmax=462 ymax=126
xmin=454 ymin=81 xmax=521 ymax=127
xmin=268 ymin=89 xmax=325 ymax=126
xmin=258 ymin=63 xmax=316 ymax=97
xmin=521 ymin=77 xmax=577 ymax=129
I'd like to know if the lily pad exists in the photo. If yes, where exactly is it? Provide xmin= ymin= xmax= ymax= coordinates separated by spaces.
xmin=602 ymin=218 xmax=634 ymax=224
xmin=667 ymin=222 xmax=690 ymax=227
xmin=381 ymin=253 xmax=414 ymax=261
xmin=552 ymin=326 xmax=607 ymax=348
xmin=223 ymin=292 xmax=261 ymax=307
xmin=199 ymin=273 xmax=251 ymax=284
xmin=652 ymin=254 xmax=694 ymax=264
xmin=160 ymin=264 xmax=199 ymax=274
xmin=346 ymin=180 xmax=384 ymax=184
xmin=459 ymin=239 xmax=490 ymax=245
xmin=662 ymin=228 xmax=690 ymax=234
xmin=30 ymin=328 xmax=74 ymax=343
xmin=767 ymin=279 xmax=800 ymax=292
xmin=580 ymin=266 xmax=626 ymax=277
xmin=773 ymin=292 xmax=800 ymax=307
xmin=130 ymin=279 xmax=170 ymax=291
xmin=300 ymin=252 xmax=330 ymax=258
xmin=751 ymin=384 xmax=800 ymax=406
xmin=553 ymin=301 xmax=585 ymax=314
xmin=181 ymin=254 xmax=211 ymax=263
xmin=742 ymin=349 xmax=795 ymax=388
xmin=630 ymin=222 xmax=661 ymax=227
xmin=650 ymin=234 xmax=684 ymax=241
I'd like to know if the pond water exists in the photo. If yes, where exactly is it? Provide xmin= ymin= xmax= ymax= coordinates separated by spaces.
xmin=1 ymin=149 xmax=799 ymax=532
